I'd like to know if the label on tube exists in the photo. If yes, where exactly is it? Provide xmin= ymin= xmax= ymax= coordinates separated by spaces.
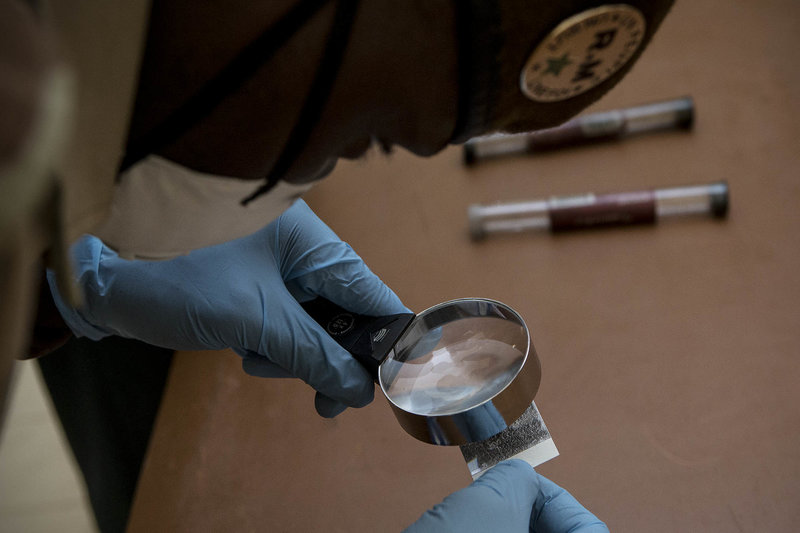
xmin=548 ymin=190 xmax=656 ymax=231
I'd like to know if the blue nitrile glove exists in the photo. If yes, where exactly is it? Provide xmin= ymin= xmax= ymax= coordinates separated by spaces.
xmin=405 ymin=459 xmax=609 ymax=533
xmin=48 ymin=200 xmax=408 ymax=417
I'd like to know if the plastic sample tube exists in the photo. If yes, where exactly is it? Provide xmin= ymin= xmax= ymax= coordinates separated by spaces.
xmin=463 ymin=96 xmax=694 ymax=165
xmin=468 ymin=182 xmax=729 ymax=239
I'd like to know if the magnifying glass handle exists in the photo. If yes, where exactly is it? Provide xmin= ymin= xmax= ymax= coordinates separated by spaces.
xmin=300 ymin=298 xmax=415 ymax=379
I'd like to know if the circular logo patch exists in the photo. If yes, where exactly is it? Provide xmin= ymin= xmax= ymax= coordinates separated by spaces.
xmin=520 ymin=5 xmax=646 ymax=103
xmin=327 ymin=313 xmax=355 ymax=336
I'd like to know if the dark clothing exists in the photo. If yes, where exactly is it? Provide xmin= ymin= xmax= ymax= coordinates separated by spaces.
xmin=37 ymin=336 xmax=173 ymax=533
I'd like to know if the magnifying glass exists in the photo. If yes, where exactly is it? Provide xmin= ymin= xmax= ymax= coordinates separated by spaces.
xmin=302 ymin=297 xmax=541 ymax=446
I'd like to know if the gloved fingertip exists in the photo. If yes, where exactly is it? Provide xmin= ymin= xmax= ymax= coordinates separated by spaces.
xmin=528 ymin=470 xmax=610 ymax=532
xmin=478 ymin=459 xmax=538 ymax=489
xmin=314 ymin=393 xmax=348 ymax=418
xmin=499 ymin=458 xmax=537 ymax=475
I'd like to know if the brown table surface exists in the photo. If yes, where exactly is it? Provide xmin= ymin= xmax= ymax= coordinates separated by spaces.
xmin=128 ymin=1 xmax=800 ymax=531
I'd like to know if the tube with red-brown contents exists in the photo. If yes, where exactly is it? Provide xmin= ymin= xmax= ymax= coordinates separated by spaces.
xmin=463 ymin=96 xmax=694 ymax=165
xmin=468 ymin=181 xmax=728 ymax=239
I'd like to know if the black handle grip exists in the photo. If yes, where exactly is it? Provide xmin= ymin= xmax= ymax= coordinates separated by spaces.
xmin=301 ymin=298 xmax=415 ymax=380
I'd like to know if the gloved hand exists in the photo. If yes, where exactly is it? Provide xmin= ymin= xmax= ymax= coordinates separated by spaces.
xmin=405 ymin=460 xmax=609 ymax=533
xmin=48 ymin=200 xmax=408 ymax=417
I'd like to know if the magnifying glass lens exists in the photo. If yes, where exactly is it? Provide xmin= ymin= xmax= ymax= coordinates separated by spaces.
xmin=379 ymin=314 xmax=527 ymax=416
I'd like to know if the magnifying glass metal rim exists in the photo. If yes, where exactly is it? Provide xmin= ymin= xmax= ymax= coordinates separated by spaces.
xmin=378 ymin=298 xmax=541 ymax=446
